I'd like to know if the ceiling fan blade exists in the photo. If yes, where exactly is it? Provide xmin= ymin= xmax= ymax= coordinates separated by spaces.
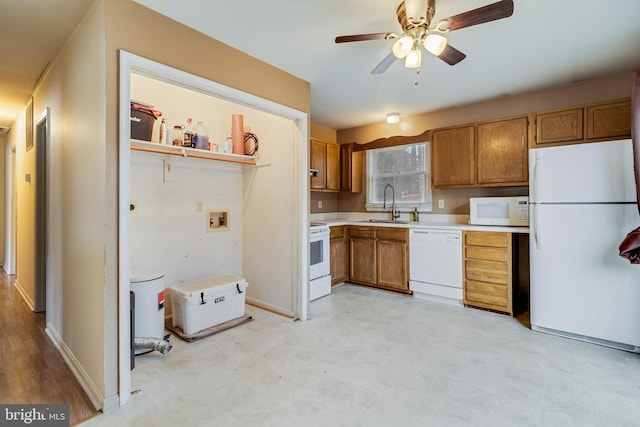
xmin=371 ymin=52 xmax=398 ymax=74
xmin=335 ymin=33 xmax=393 ymax=43
xmin=444 ymin=0 xmax=514 ymax=31
xmin=437 ymin=44 xmax=466 ymax=66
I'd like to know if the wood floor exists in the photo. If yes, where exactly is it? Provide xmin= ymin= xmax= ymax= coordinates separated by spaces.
xmin=0 ymin=271 xmax=98 ymax=425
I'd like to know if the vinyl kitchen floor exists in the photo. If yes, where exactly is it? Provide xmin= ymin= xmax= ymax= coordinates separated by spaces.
xmin=80 ymin=284 xmax=640 ymax=427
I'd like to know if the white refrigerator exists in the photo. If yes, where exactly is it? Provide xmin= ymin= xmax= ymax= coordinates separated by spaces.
xmin=529 ymin=139 xmax=640 ymax=352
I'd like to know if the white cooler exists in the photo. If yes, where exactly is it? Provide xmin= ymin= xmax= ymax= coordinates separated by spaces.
xmin=171 ymin=275 xmax=248 ymax=335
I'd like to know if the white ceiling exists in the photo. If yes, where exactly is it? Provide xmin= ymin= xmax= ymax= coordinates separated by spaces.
xmin=0 ymin=0 xmax=94 ymax=129
xmin=2 ymin=0 xmax=640 ymax=131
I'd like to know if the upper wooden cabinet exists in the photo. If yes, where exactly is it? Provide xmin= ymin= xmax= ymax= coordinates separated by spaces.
xmin=432 ymin=117 xmax=528 ymax=189
xmin=326 ymin=143 xmax=340 ymax=190
xmin=431 ymin=125 xmax=475 ymax=188
xmin=310 ymin=138 xmax=340 ymax=192
xmin=340 ymin=143 xmax=363 ymax=193
xmin=310 ymin=138 xmax=326 ymax=189
xmin=477 ymin=117 xmax=528 ymax=186
xmin=535 ymin=107 xmax=584 ymax=145
xmin=586 ymin=99 xmax=631 ymax=140
xmin=533 ymin=98 xmax=631 ymax=148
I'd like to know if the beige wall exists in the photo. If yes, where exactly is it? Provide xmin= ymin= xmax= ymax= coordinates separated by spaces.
xmin=102 ymin=0 xmax=310 ymax=406
xmin=310 ymin=122 xmax=337 ymax=143
xmin=8 ymin=0 xmax=311 ymax=411
xmin=335 ymin=72 xmax=631 ymax=215
xmin=28 ymin=0 xmax=109 ymax=407
xmin=13 ymin=108 xmax=35 ymax=300
xmin=5 ymin=134 xmax=16 ymax=274
xmin=338 ymin=73 xmax=631 ymax=144
xmin=0 ymin=135 xmax=5 ymax=265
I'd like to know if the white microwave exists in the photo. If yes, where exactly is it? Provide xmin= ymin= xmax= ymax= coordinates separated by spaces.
xmin=469 ymin=196 xmax=529 ymax=227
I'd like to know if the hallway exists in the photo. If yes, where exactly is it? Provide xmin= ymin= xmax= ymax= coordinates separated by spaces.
xmin=0 ymin=270 xmax=98 ymax=425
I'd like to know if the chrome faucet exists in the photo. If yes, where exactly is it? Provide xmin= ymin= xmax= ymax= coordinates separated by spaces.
xmin=383 ymin=184 xmax=400 ymax=222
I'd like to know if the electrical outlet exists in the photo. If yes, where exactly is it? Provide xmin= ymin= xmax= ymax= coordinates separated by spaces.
xmin=195 ymin=201 xmax=203 ymax=213
xmin=318 ymin=201 xmax=323 ymax=209
xmin=438 ymin=199 xmax=445 ymax=209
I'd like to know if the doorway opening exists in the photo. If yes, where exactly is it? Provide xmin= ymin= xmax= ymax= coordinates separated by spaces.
xmin=34 ymin=107 xmax=50 ymax=313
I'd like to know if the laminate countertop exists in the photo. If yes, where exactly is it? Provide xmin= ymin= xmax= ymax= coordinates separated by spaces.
xmin=317 ymin=218 xmax=529 ymax=234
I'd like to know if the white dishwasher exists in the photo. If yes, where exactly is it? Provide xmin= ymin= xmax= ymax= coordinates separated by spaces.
xmin=409 ymin=229 xmax=463 ymax=306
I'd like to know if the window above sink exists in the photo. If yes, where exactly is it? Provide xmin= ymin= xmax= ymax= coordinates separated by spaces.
xmin=365 ymin=142 xmax=432 ymax=212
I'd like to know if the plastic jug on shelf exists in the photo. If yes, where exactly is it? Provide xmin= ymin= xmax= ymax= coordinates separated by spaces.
xmin=193 ymin=121 xmax=209 ymax=150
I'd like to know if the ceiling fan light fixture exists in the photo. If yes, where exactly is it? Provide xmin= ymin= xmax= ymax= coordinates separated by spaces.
xmin=423 ymin=33 xmax=448 ymax=56
xmin=392 ymin=36 xmax=414 ymax=59
xmin=404 ymin=0 xmax=425 ymax=24
xmin=386 ymin=112 xmax=400 ymax=124
xmin=405 ymin=46 xmax=422 ymax=68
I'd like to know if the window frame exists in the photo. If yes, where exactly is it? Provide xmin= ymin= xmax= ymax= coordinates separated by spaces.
xmin=365 ymin=141 xmax=432 ymax=212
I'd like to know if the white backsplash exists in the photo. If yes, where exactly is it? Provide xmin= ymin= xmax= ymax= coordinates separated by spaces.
xmin=310 ymin=211 xmax=470 ymax=225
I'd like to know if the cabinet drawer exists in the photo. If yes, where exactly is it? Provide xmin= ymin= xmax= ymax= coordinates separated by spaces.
xmin=465 ymin=280 xmax=508 ymax=309
xmin=376 ymin=227 xmax=408 ymax=242
xmin=465 ymin=246 xmax=508 ymax=262
xmin=348 ymin=226 xmax=375 ymax=239
xmin=465 ymin=231 xmax=509 ymax=248
xmin=465 ymin=259 xmax=508 ymax=284
xmin=330 ymin=226 xmax=345 ymax=239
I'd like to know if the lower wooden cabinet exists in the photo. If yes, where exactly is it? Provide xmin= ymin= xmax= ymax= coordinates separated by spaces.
xmin=463 ymin=230 xmax=513 ymax=315
xmin=348 ymin=226 xmax=409 ymax=293
xmin=349 ymin=226 xmax=376 ymax=285
xmin=376 ymin=228 xmax=409 ymax=292
xmin=330 ymin=226 xmax=347 ymax=286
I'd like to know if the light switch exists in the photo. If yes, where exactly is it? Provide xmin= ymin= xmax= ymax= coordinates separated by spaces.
xmin=195 ymin=201 xmax=203 ymax=213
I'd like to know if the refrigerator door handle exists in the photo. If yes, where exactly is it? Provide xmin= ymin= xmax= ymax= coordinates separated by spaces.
xmin=532 ymin=154 xmax=540 ymax=204
xmin=530 ymin=154 xmax=542 ymax=249
xmin=533 ymin=203 xmax=541 ymax=249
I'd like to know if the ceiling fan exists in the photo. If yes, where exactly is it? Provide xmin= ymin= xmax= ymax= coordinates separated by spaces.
xmin=335 ymin=0 xmax=514 ymax=74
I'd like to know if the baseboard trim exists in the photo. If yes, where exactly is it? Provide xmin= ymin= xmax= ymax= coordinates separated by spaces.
xmin=45 ymin=322 xmax=104 ymax=411
xmin=13 ymin=278 xmax=35 ymax=311
xmin=245 ymin=297 xmax=294 ymax=319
